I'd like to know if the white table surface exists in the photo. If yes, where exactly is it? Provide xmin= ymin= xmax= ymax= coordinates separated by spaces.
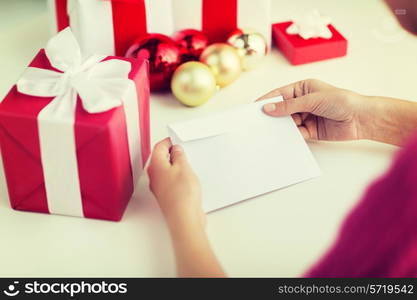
xmin=0 ymin=0 xmax=415 ymax=277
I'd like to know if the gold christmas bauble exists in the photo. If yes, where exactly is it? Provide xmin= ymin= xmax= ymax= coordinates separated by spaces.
xmin=200 ymin=43 xmax=242 ymax=87
xmin=227 ymin=29 xmax=267 ymax=71
xmin=171 ymin=61 xmax=217 ymax=107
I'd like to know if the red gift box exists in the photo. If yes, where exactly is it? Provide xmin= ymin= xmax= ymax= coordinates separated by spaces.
xmin=0 ymin=31 xmax=150 ymax=221
xmin=272 ymin=21 xmax=347 ymax=65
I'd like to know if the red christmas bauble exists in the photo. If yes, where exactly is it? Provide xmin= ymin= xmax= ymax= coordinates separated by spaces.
xmin=173 ymin=29 xmax=209 ymax=63
xmin=125 ymin=34 xmax=180 ymax=91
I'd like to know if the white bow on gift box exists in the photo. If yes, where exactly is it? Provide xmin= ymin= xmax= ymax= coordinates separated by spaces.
xmin=286 ymin=9 xmax=333 ymax=40
xmin=15 ymin=28 xmax=142 ymax=217
xmin=18 ymin=28 xmax=131 ymax=115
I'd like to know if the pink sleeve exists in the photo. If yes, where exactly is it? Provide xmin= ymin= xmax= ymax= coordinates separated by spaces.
xmin=306 ymin=134 xmax=417 ymax=277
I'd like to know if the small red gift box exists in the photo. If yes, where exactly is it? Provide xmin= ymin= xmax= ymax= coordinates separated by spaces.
xmin=273 ymin=21 xmax=347 ymax=65
xmin=0 ymin=29 xmax=150 ymax=221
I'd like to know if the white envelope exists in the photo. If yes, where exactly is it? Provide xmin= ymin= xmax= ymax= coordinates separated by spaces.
xmin=168 ymin=97 xmax=321 ymax=212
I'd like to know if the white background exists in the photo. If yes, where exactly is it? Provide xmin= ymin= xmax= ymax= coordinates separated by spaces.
xmin=0 ymin=0 xmax=415 ymax=277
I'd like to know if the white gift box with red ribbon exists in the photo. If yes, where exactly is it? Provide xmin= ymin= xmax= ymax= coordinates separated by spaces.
xmin=48 ymin=0 xmax=174 ymax=56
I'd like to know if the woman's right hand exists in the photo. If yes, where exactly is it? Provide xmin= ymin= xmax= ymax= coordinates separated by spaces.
xmin=258 ymin=79 xmax=370 ymax=141
xmin=258 ymin=79 xmax=417 ymax=146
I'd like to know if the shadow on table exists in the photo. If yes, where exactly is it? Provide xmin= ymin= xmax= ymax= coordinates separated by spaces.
xmin=0 ymin=168 xmax=10 ymax=209
xmin=123 ymin=173 xmax=176 ymax=277
xmin=0 ymin=195 xmax=8 ymax=209
xmin=307 ymin=139 xmax=398 ymax=156
xmin=150 ymin=90 xmax=185 ymax=110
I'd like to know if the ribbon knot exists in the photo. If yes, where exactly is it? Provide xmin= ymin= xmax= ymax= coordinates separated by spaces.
xmin=56 ymin=68 xmax=80 ymax=95
xmin=17 ymin=28 xmax=132 ymax=115
xmin=286 ymin=9 xmax=333 ymax=40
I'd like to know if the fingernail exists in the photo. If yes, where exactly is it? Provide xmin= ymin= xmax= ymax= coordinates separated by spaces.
xmin=263 ymin=103 xmax=276 ymax=113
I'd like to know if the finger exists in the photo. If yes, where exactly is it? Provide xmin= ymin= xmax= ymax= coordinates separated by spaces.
xmin=153 ymin=138 xmax=172 ymax=158
xmin=263 ymin=94 xmax=317 ymax=117
xmin=292 ymin=113 xmax=302 ymax=126
xmin=276 ymin=80 xmax=308 ymax=99
xmin=298 ymin=126 xmax=311 ymax=139
xmin=170 ymin=144 xmax=188 ymax=166
xmin=256 ymin=88 xmax=283 ymax=101
xmin=303 ymin=116 xmax=319 ymax=140
xmin=257 ymin=79 xmax=333 ymax=102
xmin=148 ymin=138 xmax=172 ymax=173
xmin=301 ymin=112 xmax=309 ymax=121
xmin=257 ymin=82 xmax=301 ymax=101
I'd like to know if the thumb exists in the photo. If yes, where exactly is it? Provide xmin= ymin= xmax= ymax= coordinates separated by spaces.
xmin=170 ymin=144 xmax=188 ymax=166
xmin=263 ymin=94 xmax=317 ymax=116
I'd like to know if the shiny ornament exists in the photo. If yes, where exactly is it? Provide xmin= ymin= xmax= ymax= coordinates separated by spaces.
xmin=200 ymin=43 xmax=242 ymax=87
xmin=125 ymin=34 xmax=180 ymax=91
xmin=171 ymin=61 xmax=217 ymax=107
xmin=173 ymin=29 xmax=209 ymax=63
xmin=227 ymin=29 xmax=267 ymax=70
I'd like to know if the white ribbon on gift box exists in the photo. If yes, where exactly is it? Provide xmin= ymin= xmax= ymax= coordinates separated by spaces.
xmin=172 ymin=0 xmax=271 ymax=47
xmin=16 ymin=28 xmax=143 ymax=217
xmin=66 ymin=0 xmax=174 ymax=56
xmin=286 ymin=9 xmax=333 ymax=40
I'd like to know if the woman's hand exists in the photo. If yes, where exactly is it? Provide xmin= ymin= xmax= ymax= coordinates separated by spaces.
xmin=148 ymin=138 xmax=225 ymax=277
xmin=259 ymin=79 xmax=369 ymax=141
xmin=147 ymin=138 xmax=205 ymax=229
xmin=259 ymin=79 xmax=417 ymax=146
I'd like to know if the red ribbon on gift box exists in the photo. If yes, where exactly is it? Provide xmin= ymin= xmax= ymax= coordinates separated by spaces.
xmin=202 ymin=0 xmax=238 ymax=43
xmin=110 ymin=0 xmax=148 ymax=55
xmin=54 ymin=0 xmax=69 ymax=31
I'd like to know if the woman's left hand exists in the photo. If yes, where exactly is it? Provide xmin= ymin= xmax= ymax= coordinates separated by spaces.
xmin=147 ymin=138 xmax=205 ymax=229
